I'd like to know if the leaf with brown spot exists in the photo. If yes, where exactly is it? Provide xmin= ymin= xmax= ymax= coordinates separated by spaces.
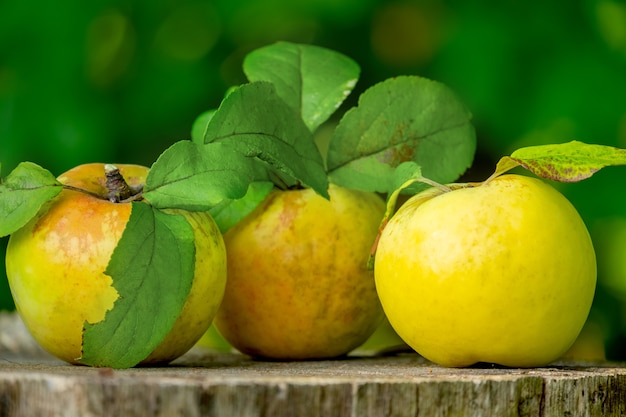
xmin=326 ymin=76 xmax=476 ymax=194
xmin=492 ymin=141 xmax=626 ymax=182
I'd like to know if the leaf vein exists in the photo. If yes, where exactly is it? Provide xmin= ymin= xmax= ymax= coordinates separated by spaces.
xmin=331 ymin=119 xmax=470 ymax=171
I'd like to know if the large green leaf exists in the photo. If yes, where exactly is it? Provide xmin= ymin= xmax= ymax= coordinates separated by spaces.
xmin=203 ymin=81 xmax=329 ymax=198
xmin=143 ymin=140 xmax=270 ymax=211
xmin=0 ymin=162 xmax=62 ymax=237
xmin=80 ymin=203 xmax=195 ymax=369
xmin=327 ymin=76 xmax=476 ymax=194
xmin=243 ymin=41 xmax=360 ymax=132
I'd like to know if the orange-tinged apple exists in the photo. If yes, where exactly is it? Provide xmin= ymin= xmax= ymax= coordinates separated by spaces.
xmin=5 ymin=163 xmax=227 ymax=365
xmin=214 ymin=184 xmax=386 ymax=359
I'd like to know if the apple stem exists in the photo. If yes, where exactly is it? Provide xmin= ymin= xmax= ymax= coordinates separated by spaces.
xmin=104 ymin=164 xmax=143 ymax=203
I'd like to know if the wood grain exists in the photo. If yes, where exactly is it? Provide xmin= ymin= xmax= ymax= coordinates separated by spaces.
xmin=1 ymin=312 xmax=625 ymax=416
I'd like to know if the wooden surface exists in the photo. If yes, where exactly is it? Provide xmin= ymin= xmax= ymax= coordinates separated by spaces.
xmin=1 ymin=312 xmax=626 ymax=417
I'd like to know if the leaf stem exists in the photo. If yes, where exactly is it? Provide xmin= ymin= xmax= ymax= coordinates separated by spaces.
xmin=416 ymin=177 xmax=453 ymax=193
xmin=482 ymin=156 xmax=520 ymax=185
xmin=61 ymin=185 xmax=105 ymax=200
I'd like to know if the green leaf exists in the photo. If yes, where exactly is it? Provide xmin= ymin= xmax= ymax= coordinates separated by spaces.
xmin=0 ymin=162 xmax=62 ymax=237
xmin=209 ymin=181 xmax=274 ymax=233
xmin=493 ymin=140 xmax=626 ymax=182
xmin=191 ymin=110 xmax=216 ymax=145
xmin=243 ymin=41 xmax=360 ymax=132
xmin=203 ymin=81 xmax=329 ymax=198
xmin=390 ymin=161 xmax=424 ymax=195
xmin=327 ymin=76 xmax=476 ymax=194
xmin=143 ymin=140 xmax=270 ymax=211
xmin=80 ymin=203 xmax=195 ymax=369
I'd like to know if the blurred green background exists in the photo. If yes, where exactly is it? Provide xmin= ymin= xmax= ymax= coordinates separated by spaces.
xmin=2 ymin=0 xmax=626 ymax=359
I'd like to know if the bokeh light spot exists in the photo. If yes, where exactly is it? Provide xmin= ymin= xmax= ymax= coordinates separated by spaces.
xmin=86 ymin=9 xmax=135 ymax=88
xmin=371 ymin=1 xmax=447 ymax=68
xmin=153 ymin=2 xmax=221 ymax=61
xmin=595 ymin=1 xmax=626 ymax=56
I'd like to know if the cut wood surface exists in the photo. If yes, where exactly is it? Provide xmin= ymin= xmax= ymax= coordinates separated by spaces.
xmin=1 ymin=312 xmax=625 ymax=417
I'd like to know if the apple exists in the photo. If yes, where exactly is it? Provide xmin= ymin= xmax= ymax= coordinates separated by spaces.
xmin=374 ymin=174 xmax=597 ymax=367
xmin=214 ymin=183 xmax=386 ymax=360
xmin=5 ymin=163 xmax=227 ymax=365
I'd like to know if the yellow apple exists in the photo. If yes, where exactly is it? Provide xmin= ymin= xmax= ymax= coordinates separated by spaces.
xmin=5 ymin=163 xmax=227 ymax=365
xmin=214 ymin=184 xmax=385 ymax=360
xmin=374 ymin=174 xmax=596 ymax=367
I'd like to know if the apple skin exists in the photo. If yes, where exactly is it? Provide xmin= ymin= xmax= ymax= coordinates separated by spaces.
xmin=374 ymin=174 xmax=597 ymax=368
xmin=5 ymin=163 xmax=227 ymax=365
xmin=214 ymin=184 xmax=386 ymax=360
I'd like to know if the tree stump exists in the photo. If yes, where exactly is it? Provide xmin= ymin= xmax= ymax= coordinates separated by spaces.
xmin=1 ymin=312 xmax=625 ymax=417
